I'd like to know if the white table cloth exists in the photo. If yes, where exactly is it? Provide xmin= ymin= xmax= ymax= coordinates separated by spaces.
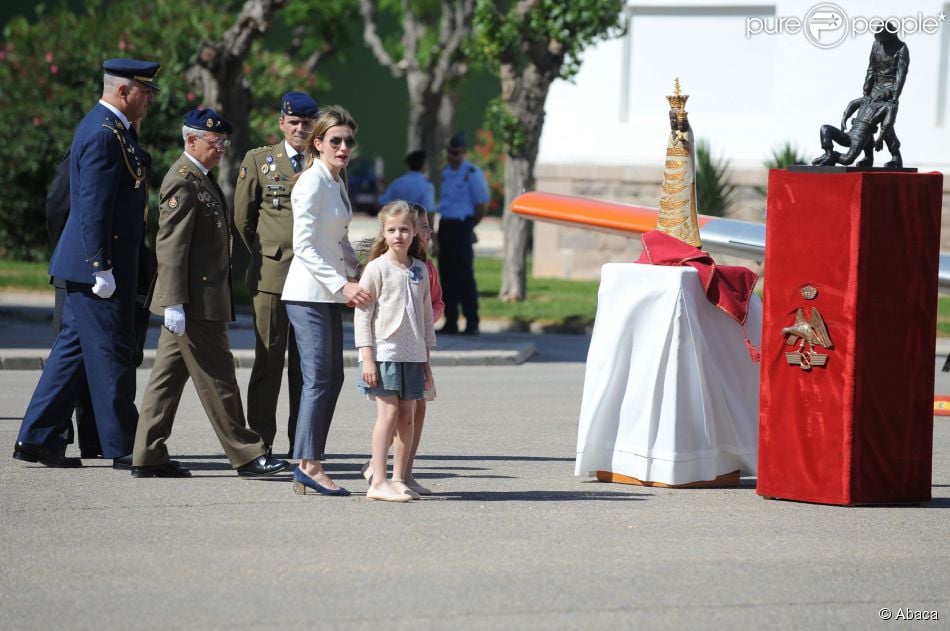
xmin=575 ymin=263 xmax=761 ymax=485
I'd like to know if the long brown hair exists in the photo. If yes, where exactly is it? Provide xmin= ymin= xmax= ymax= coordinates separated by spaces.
xmin=302 ymin=105 xmax=357 ymax=171
xmin=410 ymin=203 xmax=429 ymax=263
xmin=368 ymin=200 xmax=426 ymax=262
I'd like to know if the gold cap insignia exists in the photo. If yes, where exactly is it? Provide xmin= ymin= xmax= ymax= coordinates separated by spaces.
xmin=206 ymin=118 xmax=214 ymax=129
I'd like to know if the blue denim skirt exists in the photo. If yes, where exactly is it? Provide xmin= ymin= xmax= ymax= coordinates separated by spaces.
xmin=358 ymin=361 xmax=426 ymax=400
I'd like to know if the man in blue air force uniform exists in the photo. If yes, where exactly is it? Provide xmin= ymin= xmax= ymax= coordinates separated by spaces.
xmin=436 ymin=132 xmax=489 ymax=335
xmin=14 ymin=59 xmax=159 ymax=469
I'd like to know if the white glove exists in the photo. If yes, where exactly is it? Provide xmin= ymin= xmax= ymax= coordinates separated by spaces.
xmin=91 ymin=269 xmax=116 ymax=299
xmin=164 ymin=304 xmax=186 ymax=336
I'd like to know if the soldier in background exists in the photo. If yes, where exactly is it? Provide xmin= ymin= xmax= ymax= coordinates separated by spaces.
xmin=435 ymin=132 xmax=489 ymax=336
xmin=234 ymin=91 xmax=319 ymax=456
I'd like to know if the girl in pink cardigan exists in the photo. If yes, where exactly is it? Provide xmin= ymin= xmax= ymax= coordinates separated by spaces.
xmin=355 ymin=201 xmax=436 ymax=502
xmin=407 ymin=204 xmax=443 ymax=494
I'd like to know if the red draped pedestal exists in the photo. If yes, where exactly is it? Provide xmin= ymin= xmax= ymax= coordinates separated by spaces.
xmin=757 ymin=169 xmax=943 ymax=505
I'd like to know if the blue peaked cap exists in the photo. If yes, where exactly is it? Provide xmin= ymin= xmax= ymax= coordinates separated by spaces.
xmin=103 ymin=58 xmax=161 ymax=90
xmin=183 ymin=108 xmax=233 ymax=134
xmin=281 ymin=91 xmax=319 ymax=118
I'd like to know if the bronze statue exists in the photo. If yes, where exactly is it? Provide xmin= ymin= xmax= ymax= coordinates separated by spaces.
xmin=812 ymin=24 xmax=908 ymax=168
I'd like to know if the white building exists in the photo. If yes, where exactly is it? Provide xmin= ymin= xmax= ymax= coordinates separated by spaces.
xmin=532 ymin=0 xmax=950 ymax=278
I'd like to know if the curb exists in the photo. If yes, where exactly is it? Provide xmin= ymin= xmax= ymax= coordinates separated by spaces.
xmin=0 ymin=345 xmax=536 ymax=370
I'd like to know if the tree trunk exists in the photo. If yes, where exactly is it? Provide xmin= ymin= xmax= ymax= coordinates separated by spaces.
xmin=432 ymin=88 xmax=460 ymax=185
xmin=499 ymin=155 xmax=533 ymax=301
xmin=185 ymin=0 xmax=287 ymax=204
xmin=406 ymin=71 xmax=443 ymax=181
xmin=498 ymin=63 xmax=550 ymax=302
xmin=360 ymin=0 xmax=473 ymax=189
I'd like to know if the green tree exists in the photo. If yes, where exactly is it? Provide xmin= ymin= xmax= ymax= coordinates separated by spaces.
xmin=358 ymin=0 xmax=475 ymax=183
xmin=185 ymin=0 xmax=357 ymax=201
xmin=0 ymin=0 xmax=351 ymax=260
xmin=695 ymin=139 xmax=737 ymax=218
xmin=754 ymin=141 xmax=806 ymax=197
xmin=472 ymin=0 xmax=625 ymax=301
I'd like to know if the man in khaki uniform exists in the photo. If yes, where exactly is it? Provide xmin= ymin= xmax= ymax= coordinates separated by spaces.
xmin=132 ymin=108 xmax=290 ymax=478
xmin=234 ymin=91 xmax=318 ymax=456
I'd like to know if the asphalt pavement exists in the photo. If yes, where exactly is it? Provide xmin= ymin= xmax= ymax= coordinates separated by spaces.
xmin=0 ymin=286 xmax=948 ymax=629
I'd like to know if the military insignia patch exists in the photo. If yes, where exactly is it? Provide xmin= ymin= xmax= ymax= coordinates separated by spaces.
xmin=178 ymin=166 xmax=189 ymax=176
xmin=261 ymin=164 xmax=268 ymax=174
xmin=206 ymin=118 xmax=214 ymax=129
xmin=168 ymin=196 xmax=179 ymax=209
xmin=239 ymin=166 xmax=247 ymax=179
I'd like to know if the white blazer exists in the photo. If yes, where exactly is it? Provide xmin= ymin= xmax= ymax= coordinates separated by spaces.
xmin=281 ymin=159 xmax=361 ymax=303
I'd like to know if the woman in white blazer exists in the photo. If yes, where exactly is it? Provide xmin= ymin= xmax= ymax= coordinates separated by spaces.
xmin=282 ymin=105 xmax=372 ymax=496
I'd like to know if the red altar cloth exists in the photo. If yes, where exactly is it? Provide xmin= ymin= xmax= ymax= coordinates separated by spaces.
xmin=757 ymin=169 xmax=943 ymax=505
xmin=637 ymin=230 xmax=758 ymax=326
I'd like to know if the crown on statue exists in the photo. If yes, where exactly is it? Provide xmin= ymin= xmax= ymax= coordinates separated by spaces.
xmin=666 ymin=77 xmax=689 ymax=111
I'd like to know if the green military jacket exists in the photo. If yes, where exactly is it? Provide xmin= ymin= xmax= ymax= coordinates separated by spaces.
xmin=233 ymin=143 xmax=298 ymax=294
xmin=150 ymin=153 xmax=234 ymax=322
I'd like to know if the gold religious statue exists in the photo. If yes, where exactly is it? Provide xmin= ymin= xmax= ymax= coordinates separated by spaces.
xmin=656 ymin=78 xmax=701 ymax=248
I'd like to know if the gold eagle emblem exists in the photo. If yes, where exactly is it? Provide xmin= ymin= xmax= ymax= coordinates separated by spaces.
xmin=782 ymin=307 xmax=833 ymax=370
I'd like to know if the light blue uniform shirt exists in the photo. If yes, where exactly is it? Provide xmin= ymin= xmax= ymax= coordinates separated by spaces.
xmin=438 ymin=160 xmax=489 ymax=220
xmin=379 ymin=170 xmax=435 ymax=211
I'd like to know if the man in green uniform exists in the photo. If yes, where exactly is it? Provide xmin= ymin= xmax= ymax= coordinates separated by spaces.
xmin=132 ymin=108 xmax=289 ymax=478
xmin=234 ymin=91 xmax=318 ymax=456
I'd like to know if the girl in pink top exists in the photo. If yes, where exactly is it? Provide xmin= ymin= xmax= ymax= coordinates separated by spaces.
xmin=408 ymin=205 xmax=442 ymax=494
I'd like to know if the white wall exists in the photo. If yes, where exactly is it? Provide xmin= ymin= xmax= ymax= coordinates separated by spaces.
xmin=539 ymin=0 xmax=950 ymax=171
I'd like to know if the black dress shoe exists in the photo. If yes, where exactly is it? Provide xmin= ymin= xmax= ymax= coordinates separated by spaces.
xmin=131 ymin=461 xmax=192 ymax=478
xmin=236 ymin=454 xmax=291 ymax=477
xmin=112 ymin=454 xmax=134 ymax=470
xmin=437 ymin=324 xmax=459 ymax=335
xmin=13 ymin=441 xmax=82 ymax=468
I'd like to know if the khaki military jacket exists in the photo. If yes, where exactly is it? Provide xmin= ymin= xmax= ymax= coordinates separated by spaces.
xmin=233 ymin=143 xmax=298 ymax=294
xmin=150 ymin=153 xmax=234 ymax=322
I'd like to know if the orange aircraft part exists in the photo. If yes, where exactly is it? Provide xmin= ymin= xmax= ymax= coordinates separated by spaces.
xmin=511 ymin=191 xmax=714 ymax=236
xmin=934 ymin=396 xmax=950 ymax=416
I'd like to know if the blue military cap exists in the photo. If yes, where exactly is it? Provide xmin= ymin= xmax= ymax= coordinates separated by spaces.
xmin=281 ymin=91 xmax=319 ymax=118
xmin=447 ymin=131 xmax=467 ymax=150
xmin=183 ymin=108 xmax=233 ymax=134
xmin=102 ymin=58 xmax=161 ymax=90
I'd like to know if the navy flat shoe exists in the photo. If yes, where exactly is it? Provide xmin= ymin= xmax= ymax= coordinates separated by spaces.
xmin=292 ymin=467 xmax=350 ymax=496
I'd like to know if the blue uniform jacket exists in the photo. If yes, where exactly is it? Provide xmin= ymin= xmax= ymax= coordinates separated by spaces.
xmin=49 ymin=103 xmax=147 ymax=293
xmin=379 ymin=171 xmax=435 ymax=211
xmin=438 ymin=160 xmax=489 ymax=220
